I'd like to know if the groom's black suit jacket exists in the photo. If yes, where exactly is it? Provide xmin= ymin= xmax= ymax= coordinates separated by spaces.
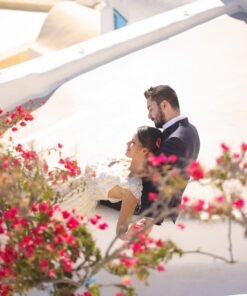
xmin=139 ymin=117 xmax=200 ymax=223
xmin=100 ymin=117 xmax=200 ymax=224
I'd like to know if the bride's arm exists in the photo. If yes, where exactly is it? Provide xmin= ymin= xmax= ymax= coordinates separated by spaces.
xmin=108 ymin=186 xmax=138 ymax=239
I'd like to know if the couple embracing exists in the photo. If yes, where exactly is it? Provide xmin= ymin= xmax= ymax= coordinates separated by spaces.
xmin=61 ymin=84 xmax=200 ymax=240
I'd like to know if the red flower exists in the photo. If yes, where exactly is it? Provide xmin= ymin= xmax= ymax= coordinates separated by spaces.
xmin=66 ymin=216 xmax=79 ymax=229
xmin=11 ymin=126 xmax=18 ymax=132
xmin=182 ymin=196 xmax=190 ymax=203
xmin=58 ymin=143 xmax=63 ymax=149
xmin=241 ymin=142 xmax=247 ymax=152
xmin=148 ymin=192 xmax=158 ymax=201
xmin=39 ymin=202 xmax=49 ymax=212
xmin=176 ymin=223 xmax=185 ymax=230
xmin=62 ymin=210 xmax=70 ymax=219
xmin=120 ymin=257 xmax=138 ymax=268
xmin=168 ymin=155 xmax=178 ymax=163
xmin=12 ymin=158 xmax=20 ymax=166
xmin=193 ymin=199 xmax=205 ymax=212
xmin=98 ymin=222 xmax=109 ymax=230
xmin=216 ymin=195 xmax=225 ymax=203
xmin=233 ymin=198 xmax=245 ymax=209
xmin=60 ymin=257 xmax=72 ymax=272
xmin=187 ymin=161 xmax=204 ymax=180
xmin=155 ymin=239 xmax=164 ymax=247
xmin=4 ymin=207 xmax=19 ymax=220
xmin=221 ymin=143 xmax=229 ymax=152
xmin=82 ymin=292 xmax=92 ymax=296
xmin=15 ymin=144 xmax=23 ymax=152
xmin=2 ymin=159 xmax=9 ymax=169
xmin=16 ymin=105 xmax=23 ymax=113
xmin=31 ymin=203 xmax=39 ymax=212
xmin=89 ymin=217 xmax=98 ymax=225
xmin=156 ymin=264 xmax=166 ymax=272
xmin=147 ymin=153 xmax=167 ymax=166
xmin=131 ymin=242 xmax=142 ymax=252
xmin=233 ymin=153 xmax=240 ymax=160
xmin=48 ymin=269 xmax=56 ymax=277
xmin=39 ymin=259 xmax=49 ymax=272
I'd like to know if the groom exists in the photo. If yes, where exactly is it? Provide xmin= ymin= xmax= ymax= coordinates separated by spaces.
xmin=139 ymin=85 xmax=200 ymax=224
xmin=101 ymin=84 xmax=200 ymax=224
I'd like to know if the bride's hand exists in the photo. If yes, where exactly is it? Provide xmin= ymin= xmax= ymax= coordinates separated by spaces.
xmin=124 ymin=219 xmax=153 ymax=240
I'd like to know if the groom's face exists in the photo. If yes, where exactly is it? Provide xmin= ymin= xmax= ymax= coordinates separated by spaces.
xmin=147 ymin=98 xmax=166 ymax=128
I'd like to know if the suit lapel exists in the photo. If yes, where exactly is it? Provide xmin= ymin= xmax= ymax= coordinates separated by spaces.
xmin=162 ymin=118 xmax=189 ymax=138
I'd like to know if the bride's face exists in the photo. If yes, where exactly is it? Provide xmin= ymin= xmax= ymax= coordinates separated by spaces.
xmin=125 ymin=133 xmax=146 ymax=159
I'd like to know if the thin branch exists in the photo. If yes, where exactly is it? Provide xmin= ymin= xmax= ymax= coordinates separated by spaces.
xmin=227 ymin=216 xmax=235 ymax=262
xmin=183 ymin=249 xmax=236 ymax=264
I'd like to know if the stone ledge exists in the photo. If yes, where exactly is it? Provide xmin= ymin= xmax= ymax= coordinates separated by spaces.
xmin=0 ymin=0 xmax=64 ymax=11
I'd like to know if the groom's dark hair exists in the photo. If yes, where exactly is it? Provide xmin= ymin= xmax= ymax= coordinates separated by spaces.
xmin=144 ymin=85 xmax=180 ymax=110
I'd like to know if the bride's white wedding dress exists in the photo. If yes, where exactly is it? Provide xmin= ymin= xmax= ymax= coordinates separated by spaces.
xmin=58 ymin=158 xmax=143 ymax=216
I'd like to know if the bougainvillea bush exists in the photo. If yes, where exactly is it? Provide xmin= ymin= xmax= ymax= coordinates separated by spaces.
xmin=0 ymin=105 xmax=182 ymax=296
xmin=0 ymin=103 xmax=246 ymax=295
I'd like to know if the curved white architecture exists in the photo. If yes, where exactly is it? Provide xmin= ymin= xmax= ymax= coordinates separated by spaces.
xmin=0 ymin=1 xmax=247 ymax=295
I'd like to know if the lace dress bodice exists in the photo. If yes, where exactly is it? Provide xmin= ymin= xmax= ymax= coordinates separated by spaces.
xmin=59 ymin=158 xmax=142 ymax=216
xmin=85 ymin=158 xmax=143 ymax=201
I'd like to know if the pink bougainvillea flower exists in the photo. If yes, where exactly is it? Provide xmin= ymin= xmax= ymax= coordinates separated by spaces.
xmin=20 ymin=121 xmax=26 ymax=127
xmin=147 ymin=153 xmax=167 ymax=166
xmin=2 ymin=159 xmax=9 ymax=169
xmin=66 ymin=216 xmax=80 ymax=230
xmin=131 ymin=242 xmax=142 ymax=253
xmin=58 ymin=143 xmax=63 ymax=149
xmin=120 ymin=257 xmax=138 ymax=268
xmin=216 ymin=195 xmax=225 ymax=203
xmin=233 ymin=153 xmax=240 ymax=160
xmin=15 ymin=144 xmax=23 ymax=152
xmin=148 ymin=192 xmax=158 ymax=201
xmin=62 ymin=210 xmax=70 ymax=219
xmin=39 ymin=202 xmax=49 ymax=212
xmin=89 ymin=217 xmax=98 ymax=225
xmin=23 ymin=113 xmax=34 ymax=121
xmin=187 ymin=161 xmax=204 ymax=180
xmin=176 ymin=223 xmax=186 ymax=230
xmin=16 ymin=105 xmax=23 ymax=113
xmin=39 ymin=259 xmax=49 ymax=272
xmin=233 ymin=198 xmax=245 ymax=209
xmin=155 ymin=239 xmax=164 ymax=247
xmin=12 ymin=158 xmax=20 ymax=166
xmin=193 ymin=199 xmax=205 ymax=212
xmin=98 ymin=222 xmax=109 ymax=230
xmin=82 ymin=291 xmax=92 ymax=296
xmin=4 ymin=207 xmax=19 ymax=220
xmin=221 ymin=143 xmax=230 ymax=152
xmin=168 ymin=154 xmax=178 ymax=163
xmin=48 ymin=269 xmax=56 ymax=277
xmin=31 ymin=203 xmax=39 ymax=212
xmin=11 ymin=126 xmax=18 ymax=132
xmin=60 ymin=257 xmax=72 ymax=272
xmin=182 ymin=196 xmax=190 ymax=203
xmin=241 ymin=142 xmax=247 ymax=152
xmin=156 ymin=264 xmax=166 ymax=272
xmin=0 ymin=225 xmax=5 ymax=234
xmin=115 ymin=292 xmax=124 ymax=296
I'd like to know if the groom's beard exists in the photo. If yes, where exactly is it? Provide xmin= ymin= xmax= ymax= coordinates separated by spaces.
xmin=154 ymin=110 xmax=166 ymax=128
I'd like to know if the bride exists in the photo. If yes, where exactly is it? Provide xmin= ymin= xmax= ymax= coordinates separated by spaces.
xmin=59 ymin=125 xmax=162 ymax=239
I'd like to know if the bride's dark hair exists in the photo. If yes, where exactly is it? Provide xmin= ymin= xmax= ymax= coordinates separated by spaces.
xmin=137 ymin=126 xmax=162 ymax=155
